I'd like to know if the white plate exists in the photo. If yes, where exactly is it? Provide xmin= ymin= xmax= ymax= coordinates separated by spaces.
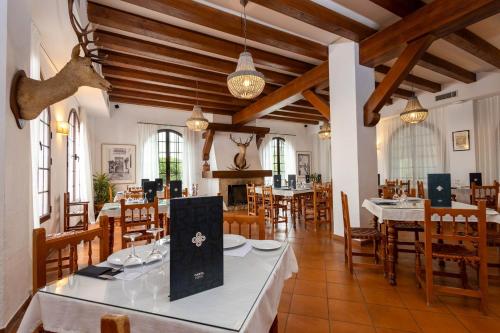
xmin=223 ymin=234 xmax=247 ymax=249
xmin=107 ymin=244 xmax=169 ymax=266
xmin=251 ymin=240 xmax=282 ymax=251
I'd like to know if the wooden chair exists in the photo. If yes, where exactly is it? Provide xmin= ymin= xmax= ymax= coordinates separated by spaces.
xmin=415 ymin=200 xmax=488 ymax=313
xmin=341 ymin=191 xmax=385 ymax=274
xmin=471 ymin=181 xmax=499 ymax=209
xmin=163 ymin=184 xmax=170 ymax=199
xmin=304 ymin=183 xmax=332 ymax=232
xmin=382 ymin=186 xmax=397 ymax=199
xmin=120 ymin=197 xmax=160 ymax=249
xmin=399 ymin=180 xmax=411 ymax=194
xmin=261 ymin=186 xmax=288 ymax=232
xmin=486 ymin=195 xmax=500 ymax=279
xmin=108 ymin=185 xmax=114 ymax=202
xmin=101 ymin=314 xmax=130 ymax=333
xmin=246 ymin=184 xmax=258 ymax=216
xmin=223 ymin=207 xmax=266 ymax=240
xmin=32 ymin=216 xmax=110 ymax=291
xmin=385 ymin=179 xmax=398 ymax=187
xmin=64 ymin=192 xmax=89 ymax=232
xmin=417 ymin=180 xmax=425 ymax=199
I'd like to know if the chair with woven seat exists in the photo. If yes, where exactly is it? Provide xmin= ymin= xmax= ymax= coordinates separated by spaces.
xmin=223 ymin=207 xmax=266 ymax=240
xmin=471 ymin=181 xmax=499 ymax=209
xmin=382 ymin=186 xmax=397 ymax=199
xmin=304 ymin=183 xmax=332 ymax=232
xmin=417 ymin=180 xmax=425 ymax=199
xmin=120 ymin=197 xmax=161 ymax=249
xmin=385 ymin=179 xmax=398 ymax=187
xmin=262 ymin=186 xmax=287 ymax=232
xmin=247 ymin=184 xmax=258 ymax=216
xmin=341 ymin=191 xmax=385 ymax=274
xmin=64 ymin=192 xmax=89 ymax=232
xmin=415 ymin=200 xmax=488 ymax=313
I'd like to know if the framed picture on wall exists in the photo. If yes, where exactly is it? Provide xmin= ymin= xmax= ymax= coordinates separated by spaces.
xmin=296 ymin=151 xmax=312 ymax=177
xmin=452 ymin=130 xmax=470 ymax=151
xmin=101 ymin=144 xmax=136 ymax=184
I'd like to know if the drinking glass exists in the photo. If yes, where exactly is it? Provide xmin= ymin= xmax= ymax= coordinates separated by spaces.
xmin=123 ymin=232 xmax=144 ymax=276
xmin=145 ymin=227 xmax=164 ymax=264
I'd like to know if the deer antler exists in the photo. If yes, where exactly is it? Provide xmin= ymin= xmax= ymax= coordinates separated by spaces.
xmin=229 ymin=134 xmax=238 ymax=145
xmin=243 ymin=134 xmax=254 ymax=146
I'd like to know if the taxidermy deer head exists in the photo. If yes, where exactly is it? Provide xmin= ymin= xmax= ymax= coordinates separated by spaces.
xmin=10 ymin=0 xmax=111 ymax=127
xmin=229 ymin=134 xmax=254 ymax=170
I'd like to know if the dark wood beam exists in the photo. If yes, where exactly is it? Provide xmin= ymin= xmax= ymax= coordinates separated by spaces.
xmin=370 ymin=0 xmax=500 ymax=68
xmin=375 ymin=65 xmax=441 ymax=93
xmin=109 ymin=89 xmax=239 ymax=111
xmin=88 ymin=2 xmax=313 ymax=75
xmin=109 ymin=96 xmax=233 ymax=115
xmin=280 ymin=107 xmax=322 ymax=115
xmin=94 ymin=30 xmax=293 ymax=86
xmin=364 ymin=35 xmax=435 ymax=126
xmin=360 ymin=0 xmax=500 ymax=67
xmin=232 ymin=62 xmax=329 ymax=125
xmin=108 ymin=78 xmax=249 ymax=106
xmin=301 ymin=90 xmax=330 ymax=120
xmin=205 ymin=123 xmax=270 ymax=135
xmin=121 ymin=0 xmax=326 ymax=61
xmin=251 ymin=0 xmax=376 ymax=41
xmin=291 ymin=100 xmax=316 ymax=109
xmin=272 ymin=111 xmax=326 ymax=121
xmin=419 ymin=53 xmax=476 ymax=83
xmin=262 ymin=115 xmax=319 ymax=125
xmin=375 ymin=82 xmax=415 ymax=99
xmin=202 ymin=129 xmax=215 ymax=161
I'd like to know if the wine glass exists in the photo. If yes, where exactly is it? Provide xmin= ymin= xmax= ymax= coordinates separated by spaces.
xmin=145 ymin=227 xmax=164 ymax=264
xmin=123 ymin=232 xmax=144 ymax=277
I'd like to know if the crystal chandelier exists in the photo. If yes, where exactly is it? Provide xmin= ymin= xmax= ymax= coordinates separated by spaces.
xmin=227 ymin=0 xmax=265 ymax=99
xmin=400 ymin=96 xmax=428 ymax=124
xmin=186 ymin=82 xmax=209 ymax=131
xmin=318 ymin=122 xmax=331 ymax=140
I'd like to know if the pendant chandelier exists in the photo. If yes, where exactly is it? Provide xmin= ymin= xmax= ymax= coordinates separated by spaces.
xmin=227 ymin=0 xmax=265 ymax=99
xmin=400 ymin=96 xmax=428 ymax=124
xmin=186 ymin=82 xmax=209 ymax=131
xmin=318 ymin=122 xmax=331 ymax=140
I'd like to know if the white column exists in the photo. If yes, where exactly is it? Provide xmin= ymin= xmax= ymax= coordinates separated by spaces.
xmin=329 ymin=40 xmax=378 ymax=236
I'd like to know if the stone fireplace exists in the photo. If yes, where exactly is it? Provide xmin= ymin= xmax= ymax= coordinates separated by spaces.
xmin=218 ymin=177 xmax=264 ymax=211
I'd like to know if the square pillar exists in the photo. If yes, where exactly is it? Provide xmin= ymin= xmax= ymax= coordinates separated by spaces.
xmin=329 ymin=41 xmax=378 ymax=236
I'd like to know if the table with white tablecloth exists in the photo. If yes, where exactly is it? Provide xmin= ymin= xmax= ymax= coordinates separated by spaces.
xmin=19 ymin=242 xmax=298 ymax=333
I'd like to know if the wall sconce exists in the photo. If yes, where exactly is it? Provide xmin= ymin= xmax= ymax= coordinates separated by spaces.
xmin=56 ymin=121 xmax=69 ymax=135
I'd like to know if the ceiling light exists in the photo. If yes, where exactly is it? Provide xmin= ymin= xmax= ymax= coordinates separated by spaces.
xmin=400 ymin=96 xmax=428 ymax=124
xmin=318 ymin=122 xmax=331 ymax=140
xmin=186 ymin=81 xmax=209 ymax=131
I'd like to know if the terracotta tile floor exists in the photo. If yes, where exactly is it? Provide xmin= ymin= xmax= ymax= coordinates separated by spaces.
xmin=66 ymin=219 xmax=500 ymax=333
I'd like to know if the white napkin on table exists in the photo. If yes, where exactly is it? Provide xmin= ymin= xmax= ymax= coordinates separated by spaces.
xmin=224 ymin=242 xmax=252 ymax=257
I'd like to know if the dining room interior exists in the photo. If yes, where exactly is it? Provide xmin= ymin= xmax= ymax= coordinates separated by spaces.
xmin=1 ymin=0 xmax=500 ymax=332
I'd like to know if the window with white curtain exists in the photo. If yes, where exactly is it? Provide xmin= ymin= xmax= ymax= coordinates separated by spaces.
xmin=38 ymin=108 xmax=51 ymax=222
xmin=272 ymin=137 xmax=286 ymax=176
xmin=67 ymin=109 xmax=81 ymax=200
xmin=157 ymin=129 xmax=183 ymax=183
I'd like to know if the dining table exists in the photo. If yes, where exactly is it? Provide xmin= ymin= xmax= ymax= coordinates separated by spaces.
xmin=18 ymin=240 xmax=298 ymax=333
xmin=362 ymin=198 xmax=500 ymax=286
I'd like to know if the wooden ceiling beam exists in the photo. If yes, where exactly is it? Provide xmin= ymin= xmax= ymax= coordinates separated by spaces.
xmin=272 ymin=111 xmax=326 ymax=121
xmin=88 ymin=2 xmax=313 ymax=75
xmin=205 ymin=123 xmax=270 ymax=135
xmin=108 ymin=78 xmax=248 ymax=106
xmin=360 ymin=0 xmax=500 ymax=67
xmin=232 ymin=62 xmax=329 ymax=125
xmin=280 ymin=106 xmax=322 ymax=115
xmin=94 ymin=30 xmax=293 ymax=86
xmin=418 ymin=53 xmax=476 ymax=83
xmin=120 ymin=0 xmax=326 ymax=61
xmin=251 ymin=0 xmax=376 ymax=41
xmin=262 ymin=115 xmax=319 ymax=125
xmin=375 ymin=65 xmax=441 ymax=92
xmin=370 ymin=0 xmax=500 ymax=68
xmin=109 ymin=96 xmax=233 ymax=115
xmin=301 ymin=90 xmax=330 ymax=120
xmin=365 ymin=35 xmax=435 ymax=126
xmin=375 ymin=82 xmax=415 ymax=99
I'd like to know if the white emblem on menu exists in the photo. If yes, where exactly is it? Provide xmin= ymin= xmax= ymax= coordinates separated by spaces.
xmin=436 ymin=185 xmax=443 ymax=192
xmin=192 ymin=232 xmax=206 ymax=247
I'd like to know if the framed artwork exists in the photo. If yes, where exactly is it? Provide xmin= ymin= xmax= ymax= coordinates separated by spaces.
xmin=101 ymin=144 xmax=136 ymax=184
xmin=452 ymin=130 xmax=470 ymax=151
xmin=296 ymin=151 xmax=312 ymax=177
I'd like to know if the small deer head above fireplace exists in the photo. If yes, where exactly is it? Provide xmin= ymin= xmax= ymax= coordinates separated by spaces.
xmin=229 ymin=134 xmax=254 ymax=170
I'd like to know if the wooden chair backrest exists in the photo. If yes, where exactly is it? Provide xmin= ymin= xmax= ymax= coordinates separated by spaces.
xmin=101 ymin=314 xmax=130 ymax=333
xmin=385 ymin=179 xmax=398 ymax=187
xmin=124 ymin=191 xmax=143 ymax=199
xmin=246 ymin=184 xmax=257 ymax=215
xmin=163 ymin=185 xmax=170 ymax=199
xmin=340 ymin=191 xmax=351 ymax=238
xmin=223 ymin=208 xmax=266 ymax=240
xmin=409 ymin=188 xmax=417 ymax=197
xmin=399 ymin=180 xmax=411 ymax=193
xmin=63 ymin=192 xmax=89 ymax=231
xmin=120 ymin=197 xmax=159 ymax=224
xmin=471 ymin=181 xmax=499 ymax=209
xmin=382 ymin=186 xmax=396 ymax=199
xmin=262 ymin=186 xmax=274 ymax=207
xmin=108 ymin=186 xmax=114 ymax=202
xmin=127 ymin=186 xmax=143 ymax=193
xmin=417 ymin=180 xmax=425 ymax=199
xmin=423 ymin=199 xmax=487 ymax=250
xmin=33 ymin=216 xmax=109 ymax=291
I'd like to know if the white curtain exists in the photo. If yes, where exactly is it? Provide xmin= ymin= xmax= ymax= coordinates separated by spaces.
xmin=79 ymin=110 xmax=95 ymax=223
xmin=181 ymin=127 xmax=197 ymax=191
xmin=29 ymin=23 xmax=41 ymax=228
xmin=259 ymin=135 xmax=273 ymax=184
xmin=377 ymin=107 xmax=448 ymax=185
xmin=313 ymin=135 xmax=332 ymax=181
xmin=137 ymin=123 xmax=159 ymax=182
xmin=474 ymin=95 xmax=500 ymax=184
xmin=284 ymin=135 xmax=297 ymax=177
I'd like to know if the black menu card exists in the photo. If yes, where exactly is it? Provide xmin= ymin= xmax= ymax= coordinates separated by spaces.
xmin=428 ymin=173 xmax=451 ymax=207
xmin=169 ymin=196 xmax=223 ymax=301
xmin=141 ymin=178 xmax=149 ymax=188
xmin=469 ymin=172 xmax=482 ymax=186
xmin=305 ymin=174 xmax=310 ymax=183
xmin=143 ymin=181 xmax=157 ymax=203
xmin=288 ymin=175 xmax=296 ymax=189
xmin=155 ymin=178 xmax=164 ymax=191
xmin=170 ymin=180 xmax=183 ymax=198
xmin=273 ymin=175 xmax=281 ymax=188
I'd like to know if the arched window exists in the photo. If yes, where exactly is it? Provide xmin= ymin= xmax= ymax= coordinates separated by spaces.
xmin=67 ymin=109 xmax=81 ymax=200
xmin=272 ymin=137 xmax=286 ymax=176
xmin=158 ymin=129 xmax=183 ymax=183
xmin=38 ymin=108 xmax=51 ymax=222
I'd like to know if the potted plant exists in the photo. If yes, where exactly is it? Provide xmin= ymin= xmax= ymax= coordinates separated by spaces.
xmin=93 ymin=172 xmax=115 ymax=215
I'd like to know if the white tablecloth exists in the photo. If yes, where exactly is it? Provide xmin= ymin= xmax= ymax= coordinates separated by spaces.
xmin=19 ymin=243 xmax=298 ymax=333
xmin=254 ymin=187 xmax=313 ymax=197
xmin=97 ymin=200 xmax=170 ymax=220
xmin=362 ymin=199 xmax=500 ymax=224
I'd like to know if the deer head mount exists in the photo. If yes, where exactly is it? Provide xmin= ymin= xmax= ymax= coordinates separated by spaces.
xmin=228 ymin=134 xmax=254 ymax=170
xmin=10 ymin=0 xmax=111 ymax=129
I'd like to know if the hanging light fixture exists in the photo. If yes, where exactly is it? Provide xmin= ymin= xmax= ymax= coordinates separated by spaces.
xmin=400 ymin=71 xmax=428 ymax=124
xmin=318 ymin=121 xmax=331 ymax=140
xmin=227 ymin=0 xmax=265 ymax=99
xmin=186 ymin=81 xmax=209 ymax=131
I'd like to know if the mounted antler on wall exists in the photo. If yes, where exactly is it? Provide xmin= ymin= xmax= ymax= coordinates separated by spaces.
xmin=9 ymin=0 xmax=111 ymax=129
xmin=228 ymin=134 xmax=254 ymax=171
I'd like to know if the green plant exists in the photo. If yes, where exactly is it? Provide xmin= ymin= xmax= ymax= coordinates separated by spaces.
xmin=93 ymin=172 xmax=115 ymax=205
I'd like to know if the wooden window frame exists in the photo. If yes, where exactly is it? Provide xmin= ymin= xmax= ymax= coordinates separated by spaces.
xmin=39 ymin=107 xmax=52 ymax=223
xmin=67 ymin=109 xmax=81 ymax=201
xmin=157 ymin=129 xmax=183 ymax=183
xmin=272 ymin=137 xmax=286 ymax=176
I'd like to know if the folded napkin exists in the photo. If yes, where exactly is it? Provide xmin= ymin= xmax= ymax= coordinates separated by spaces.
xmin=75 ymin=265 xmax=122 ymax=280
xmin=224 ymin=242 xmax=252 ymax=257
